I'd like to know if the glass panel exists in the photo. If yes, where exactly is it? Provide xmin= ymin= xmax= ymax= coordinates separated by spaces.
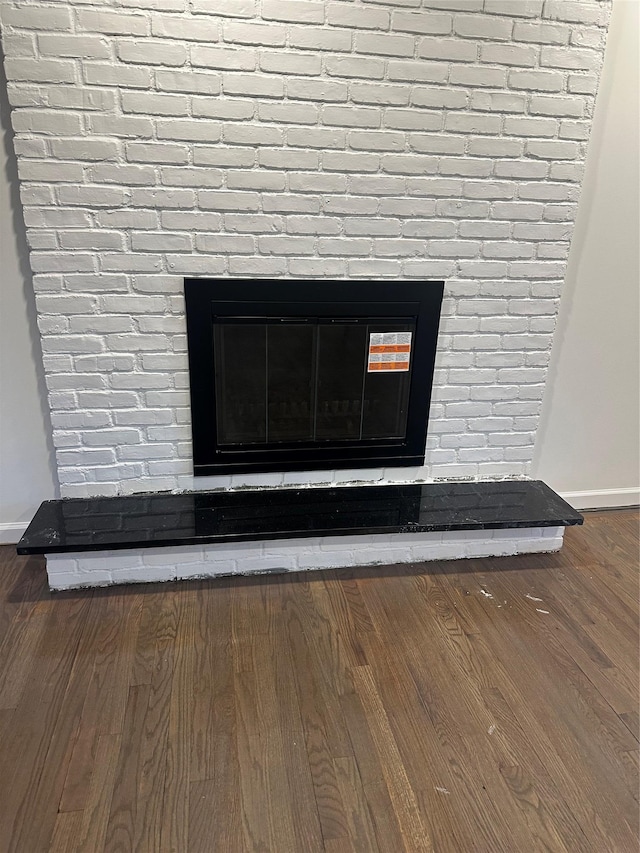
xmin=316 ymin=324 xmax=367 ymax=440
xmin=362 ymin=323 xmax=414 ymax=439
xmin=267 ymin=324 xmax=315 ymax=442
xmin=214 ymin=324 xmax=266 ymax=446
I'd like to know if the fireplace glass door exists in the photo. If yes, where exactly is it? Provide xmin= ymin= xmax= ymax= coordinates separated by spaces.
xmin=185 ymin=279 xmax=444 ymax=476
xmin=213 ymin=319 xmax=414 ymax=448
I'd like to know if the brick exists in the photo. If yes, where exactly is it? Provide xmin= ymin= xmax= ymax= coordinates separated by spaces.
xmin=325 ymin=57 xmax=385 ymax=80
xmin=559 ymin=121 xmax=590 ymax=141
xmin=349 ymin=175 xmax=405 ymax=195
xmin=5 ymin=58 xmax=76 ymax=84
xmin=530 ymin=95 xmax=585 ymax=117
xmin=88 ymin=163 xmax=156 ymax=185
xmin=191 ymin=0 xmax=255 ymax=16
xmin=513 ymin=21 xmax=569 ymax=44
xmin=408 ymin=135 xmax=463 ymax=155
xmin=541 ymin=47 xmax=600 ymax=71
xmin=223 ymin=73 xmax=284 ymax=98
xmin=160 ymin=166 xmax=223 ymax=187
xmin=260 ymin=51 xmax=322 ymax=76
xmin=449 ymin=65 xmax=506 ymax=87
xmin=526 ymin=140 xmax=579 ymax=159
xmin=323 ymin=151 xmax=379 ymax=172
xmin=413 ymin=86 xmax=466 ymax=109
xmin=471 ymin=92 xmax=526 ymax=112
xmin=504 ymin=116 xmax=558 ymax=137
xmin=227 ymin=170 xmax=286 ymax=191
xmin=288 ymin=127 xmax=345 ymax=149
xmin=445 ymin=113 xmax=502 ymax=134
xmin=193 ymin=98 xmax=254 ymax=120
xmin=133 ymin=232 xmax=191 ymax=251
xmin=418 ymin=38 xmax=477 ymax=62
xmin=385 ymin=109 xmax=441 ymax=131
xmin=481 ymin=43 xmax=537 ymax=66
xmin=190 ymin=46 xmax=254 ymax=71
xmin=126 ymin=142 xmax=189 ymax=164
xmin=495 ymin=160 xmax=547 ymax=178
xmin=59 ymin=231 xmax=124 ymax=250
xmin=259 ymin=148 xmax=317 ymax=169
xmin=3 ymin=5 xmax=73 ymax=30
xmin=38 ymin=34 xmax=111 ymax=59
xmin=327 ymin=3 xmax=389 ymax=29
xmin=263 ymin=194 xmax=321 ymax=213
xmin=262 ymin=0 xmax=324 ymax=23
xmin=130 ymin=188 xmax=196 ymax=208
xmin=228 ymin=257 xmax=287 ymax=276
xmin=57 ymin=186 xmax=127 ymax=207
xmin=491 ymin=201 xmax=544 ymax=220
xmin=568 ymin=74 xmax=598 ymax=95
xmin=225 ymin=214 xmax=283 ymax=233
xmin=393 ymin=12 xmax=451 ymax=34
xmin=157 ymin=119 xmax=221 ymax=142
xmin=350 ymin=131 xmax=405 ymax=152
xmin=224 ymin=21 xmax=286 ymax=46
xmin=259 ymin=235 xmax=315 ymax=255
xmin=288 ymin=26 xmax=352 ymax=52
xmin=151 ymin=14 xmax=219 ymax=40
xmin=161 ymin=211 xmax=223 ymax=230
xmin=76 ymin=9 xmax=149 ymax=35
xmin=259 ymin=101 xmax=318 ymax=124
xmin=436 ymin=199 xmax=490 ymax=217
xmin=224 ymin=124 xmax=283 ymax=145
xmin=439 ymin=158 xmax=492 ymax=177
xmin=83 ymin=63 xmax=152 ymax=88
xmin=387 ymin=60 xmax=448 ymax=83
xmin=485 ymin=0 xmax=543 ymax=16
xmin=454 ymin=14 xmax=512 ymax=39
xmin=317 ymin=238 xmax=371 ymax=256
xmin=355 ymin=33 xmax=415 ymax=57
xmin=382 ymin=152 xmax=439 ymax=173
xmin=289 ymin=172 xmax=346 ymax=193
xmin=286 ymin=216 xmax=341 ymax=235
xmin=122 ymin=92 xmax=190 ymax=116
xmin=287 ymin=78 xmax=347 ymax=102
xmin=88 ymin=116 xmax=154 ymax=138
xmin=351 ymin=83 xmax=408 ymax=106
xmin=289 ymin=259 xmax=347 ymax=277
xmin=322 ymin=106 xmax=380 ymax=129
xmin=196 ymin=235 xmax=255 ymax=254
xmin=544 ymin=1 xmax=607 ymax=26
xmin=198 ymin=190 xmax=260 ymax=211
xmin=118 ymin=39 xmax=188 ymax=66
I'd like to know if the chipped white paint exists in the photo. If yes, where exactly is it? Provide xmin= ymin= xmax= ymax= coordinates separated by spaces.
xmin=526 ymin=593 xmax=543 ymax=602
xmin=44 ymin=525 xmax=564 ymax=590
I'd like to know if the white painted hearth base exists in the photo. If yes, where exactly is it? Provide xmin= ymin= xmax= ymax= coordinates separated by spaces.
xmin=45 ymin=527 xmax=564 ymax=591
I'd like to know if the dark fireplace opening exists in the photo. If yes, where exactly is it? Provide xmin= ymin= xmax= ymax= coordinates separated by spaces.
xmin=185 ymin=279 xmax=444 ymax=476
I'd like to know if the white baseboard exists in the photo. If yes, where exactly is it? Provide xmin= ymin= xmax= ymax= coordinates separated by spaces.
xmin=0 ymin=522 xmax=28 ymax=545
xmin=561 ymin=487 xmax=640 ymax=511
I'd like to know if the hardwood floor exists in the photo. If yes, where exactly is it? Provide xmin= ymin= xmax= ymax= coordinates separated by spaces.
xmin=0 ymin=510 xmax=637 ymax=852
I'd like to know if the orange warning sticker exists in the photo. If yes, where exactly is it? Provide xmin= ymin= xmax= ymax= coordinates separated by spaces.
xmin=368 ymin=332 xmax=412 ymax=372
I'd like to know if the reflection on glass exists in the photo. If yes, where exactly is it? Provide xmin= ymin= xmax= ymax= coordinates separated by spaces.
xmin=214 ymin=320 xmax=414 ymax=446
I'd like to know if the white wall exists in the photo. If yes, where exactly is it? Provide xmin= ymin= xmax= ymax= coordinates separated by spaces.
xmin=0 ymin=56 xmax=57 ymax=542
xmin=533 ymin=0 xmax=640 ymax=509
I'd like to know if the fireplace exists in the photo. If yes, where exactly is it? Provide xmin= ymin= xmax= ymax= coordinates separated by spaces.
xmin=185 ymin=279 xmax=444 ymax=476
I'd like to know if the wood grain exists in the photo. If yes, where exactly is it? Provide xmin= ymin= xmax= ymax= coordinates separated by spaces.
xmin=0 ymin=509 xmax=637 ymax=851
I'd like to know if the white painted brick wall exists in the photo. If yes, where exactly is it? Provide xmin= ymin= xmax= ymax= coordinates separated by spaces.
xmin=0 ymin=0 xmax=611 ymax=498
xmin=45 ymin=525 xmax=565 ymax=590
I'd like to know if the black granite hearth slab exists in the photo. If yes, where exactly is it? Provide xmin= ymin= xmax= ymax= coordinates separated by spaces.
xmin=17 ymin=481 xmax=582 ymax=556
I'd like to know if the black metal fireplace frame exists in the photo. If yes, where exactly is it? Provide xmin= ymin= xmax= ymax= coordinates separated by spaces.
xmin=185 ymin=278 xmax=444 ymax=476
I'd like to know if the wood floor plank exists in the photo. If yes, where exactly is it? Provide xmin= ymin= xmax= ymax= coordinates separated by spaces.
xmin=0 ymin=511 xmax=637 ymax=852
